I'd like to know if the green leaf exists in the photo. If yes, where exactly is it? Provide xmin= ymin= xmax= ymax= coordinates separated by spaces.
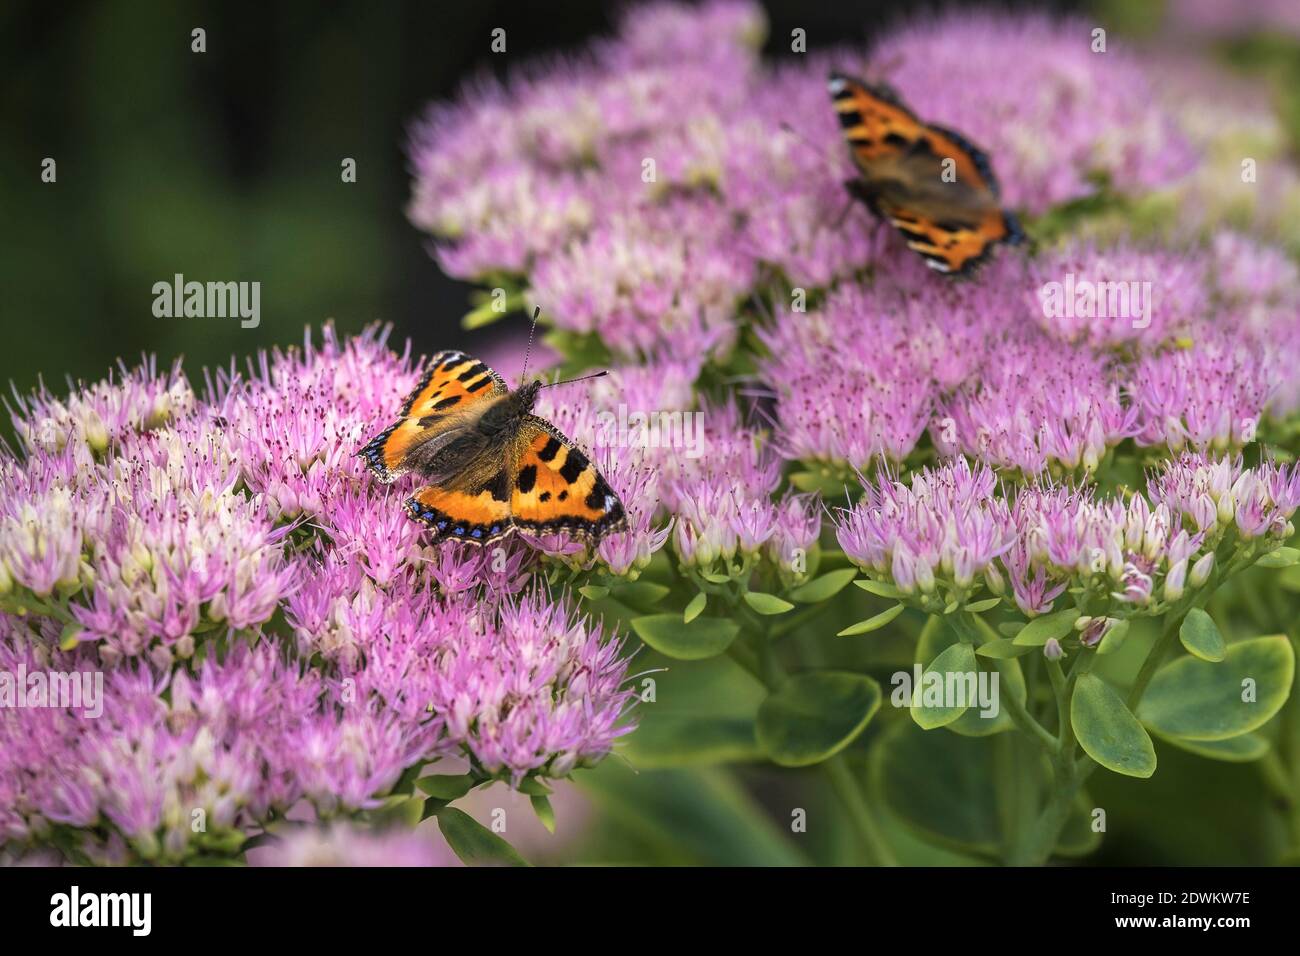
xmin=855 ymin=578 xmax=904 ymax=599
xmin=1071 ymin=674 xmax=1157 ymax=778
xmin=460 ymin=301 xmax=514 ymax=330
xmin=787 ymin=568 xmax=858 ymax=604
xmin=1256 ymin=546 xmax=1300 ymax=568
xmin=530 ymin=795 xmax=556 ymax=834
xmin=874 ymin=722 xmax=1097 ymax=859
xmin=415 ymin=773 xmax=477 ymax=800
xmin=578 ymin=584 xmax=610 ymax=600
xmin=514 ymin=776 xmax=552 ymax=797
xmin=964 ymin=597 xmax=1002 ymax=613
xmin=576 ymin=763 xmax=807 ymax=866
xmin=1012 ymin=608 xmax=1078 ymax=646
xmin=620 ymin=715 xmax=762 ymax=768
xmin=789 ymin=471 xmax=846 ymax=496
xmin=631 ymin=614 xmax=739 ymax=660
xmin=1154 ymin=729 xmax=1270 ymax=763
xmin=701 ymin=571 xmax=732 ymax=585
xmin=1178 ymin=608 xmax=1226 ymax=663
xmin=946 ymin=655 xmax=1025 ymax=738
xmin=837 ymin=602 xmax=905 ymax=637
xmin=975 ymin=638 xmax=1034 ymax=659
xmin=683 ymin=591 xmax=707 ymax=624
xmin=1138 ymin=635 xmax=1295 ymax=741
xmin=755 ymin=671 xmax=882 ymax=767
xmin=911 ymin=642 xmax=978 ymax=729
xmin=433 ymin=808 xmax=530 ymax=867
xmin=1096 ymin=618 xmax=1130 ymax=655
xmin=743 ymin=591 xmax=794 ymax=615
xmin=611 ymin=581 xmax=670 ymax=609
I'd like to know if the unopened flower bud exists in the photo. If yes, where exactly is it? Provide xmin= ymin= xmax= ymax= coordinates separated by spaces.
xmin=1044 ymin=638 xmax=1064 ymax=661
xmin=984 ymin=563 xmax=1005 ymax=596
xmin=1163 ymin=558 xmax=1187 ymax=603
xmin=1189 ymin=551 xmax=1214 ymax=588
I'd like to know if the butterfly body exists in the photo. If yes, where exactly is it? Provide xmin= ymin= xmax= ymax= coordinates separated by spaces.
xmin=358 ymin=351 xmax=626 ymax=546
xmin=828 ymin=71 xmax=1024 ymax=275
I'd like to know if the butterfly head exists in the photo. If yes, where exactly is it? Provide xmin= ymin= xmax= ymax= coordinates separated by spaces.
xmin=512 ymin=379 xmax=543 ymax=412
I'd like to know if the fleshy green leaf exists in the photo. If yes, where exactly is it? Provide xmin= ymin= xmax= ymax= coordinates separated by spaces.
xmin=855 ymin=578 xmax=904 ymax=599
xmin=620 ymin=715 xmax=762 ymax=768
xmin=631 ymin=614 xmax=739 ymax=660
xmin=837 ymin=602 xmax=905 ymax=637
xmin=874 ymin=722 xmax=1099 ymax=859
xmin=611 ymin=581 xmax=670 ymax=609
xmin=964 ymin=597 xmax=1002 ymax=613
xmin=1178 ymin=608 xmax=1226 ymax=663
xmin=1256 ymin=546 xmax=1300 ymax=568
xmin=1138 ymin=635 xmax=1295 ymax=741
xmin=1012 ymin=608 xmax=1078 ymax=646
xmin=975 ymin=638 xmax=1034 ymax=659
xmin=433 ymin=808 xmax=530 ymax=866
xmin=911 ymin=642 xmax=978 ymax=729
xmin=743 ymin=591 xmax=794 ymax=615
xmin=683 ymin=591 xmax=707 ymax=624
xmin=755 ymin=671 xmax=882 ymax=767
xmin=1096 ymin=619 xmax=1130 ymax=655
xmin=1071 ymin=673 xmax=1156 ymax=778
xmin=787 ymin=568 xmax=858 ymax=604
xmin=530 ymin=795 xmax=556 ymax=834
xmin=1154 ymin=729 xmax=1269 ymax=763
xmin=578 ymin=584 xmax=610 ymax=600
xmin=514 ymin=776 xmax=552 ymax=797
xmin=415 ymin=773 xmax=477 ymax=800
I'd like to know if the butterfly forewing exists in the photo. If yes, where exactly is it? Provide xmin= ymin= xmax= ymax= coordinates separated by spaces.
xmin=358 ymin=350 xmax=508 ymax=481
xmin=829 ymin=71 xmax=1023 ymax=274
xmin=359 ymin=353 xmax=626 ymax=547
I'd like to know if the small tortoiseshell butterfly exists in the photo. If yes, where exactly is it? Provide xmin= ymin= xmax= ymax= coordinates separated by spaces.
xmin=358 ymin=336 xmax=626 ymax=546
xmin=828 ymin=71 xmax=1024 ymax=275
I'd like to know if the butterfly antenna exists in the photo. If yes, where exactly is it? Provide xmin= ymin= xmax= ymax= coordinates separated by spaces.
xmin=539 ymin=370 xmax=608 ymax=389
xmin=519 ymin=306 xmax=541 ymax=385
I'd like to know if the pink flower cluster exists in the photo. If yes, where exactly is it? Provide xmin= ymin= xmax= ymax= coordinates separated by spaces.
xmin=409 ymin=2 xmax=1194 ymax=359
xmin=1 ymin=326 xmax=644 ymax=863
xmin=836 ymin=454 xmax=1300 ymax=619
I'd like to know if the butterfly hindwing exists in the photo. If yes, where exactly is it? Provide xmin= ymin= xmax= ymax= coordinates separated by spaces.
xmin=509 ymin=417 xmax=626 ymax=540
xmin=404 ymin=481 xmax=513 ymax=544
xmin=829 ymin=71 xmax=1023 ymax=275
xmin=358 ymin=350 xmax=508 ymax=482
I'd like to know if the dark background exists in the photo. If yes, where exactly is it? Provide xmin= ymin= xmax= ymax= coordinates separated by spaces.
xmin=0 ymin=0 xmax=1079 ymax=414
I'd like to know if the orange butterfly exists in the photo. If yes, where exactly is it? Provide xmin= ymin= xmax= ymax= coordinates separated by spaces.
xmin=358 ymin=342 xmax=625 ymax=546
xmin=828 ymin=71 xmax=1024 ymax=275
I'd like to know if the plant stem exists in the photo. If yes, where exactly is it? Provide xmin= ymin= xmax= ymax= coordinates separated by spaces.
xmin=823 ymin=754 xmax=898 ymax=866
xmin=951 ymin=612 xmax=1058 ymax=753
